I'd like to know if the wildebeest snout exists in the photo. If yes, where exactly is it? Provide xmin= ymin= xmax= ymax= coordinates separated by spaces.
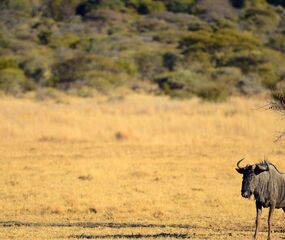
xmin=241 ymin=191 xmax=250 ymax=198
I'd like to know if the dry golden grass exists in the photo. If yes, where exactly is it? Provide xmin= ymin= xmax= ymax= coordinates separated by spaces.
xmin=0 ymin=94 xmax=285 ymax=239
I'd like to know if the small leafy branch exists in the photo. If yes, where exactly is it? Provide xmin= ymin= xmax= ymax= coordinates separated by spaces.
xmin=270 ymin=91 xmax=285 ymax=142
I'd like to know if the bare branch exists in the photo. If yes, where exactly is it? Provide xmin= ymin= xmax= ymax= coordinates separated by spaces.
xmin=269 ymin=90 xmax=285 ymax=142
xmin=274 ymin=131 xmax=285 ymax=143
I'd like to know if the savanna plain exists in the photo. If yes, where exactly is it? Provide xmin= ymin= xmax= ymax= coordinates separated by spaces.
xmin=1 ymin=94 xmax=285 ymax=240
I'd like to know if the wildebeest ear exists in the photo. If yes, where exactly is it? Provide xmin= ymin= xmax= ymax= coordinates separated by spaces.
xmin=236 ymin=168 xmax=244 ymax=174
xmin=254 ymin=164 xmax=269 ymax=174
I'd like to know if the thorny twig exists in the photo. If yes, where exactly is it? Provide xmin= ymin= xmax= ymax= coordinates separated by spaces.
xmin=274 ymin=131 xmax=285 ymax=143
xmin=271 ymin=91 xmax=285 ymax=142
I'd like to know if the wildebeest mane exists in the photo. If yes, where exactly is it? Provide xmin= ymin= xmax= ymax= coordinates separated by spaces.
xmin=258 ymin=161 xmax=284 ymax=174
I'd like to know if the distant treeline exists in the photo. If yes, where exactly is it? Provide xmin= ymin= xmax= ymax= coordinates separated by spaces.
xmin=1 ymin=0 xmax=285 ymax=100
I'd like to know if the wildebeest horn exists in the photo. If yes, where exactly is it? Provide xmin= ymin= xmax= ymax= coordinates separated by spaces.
xmin=237 ymin=158 xmax=245 ymax=169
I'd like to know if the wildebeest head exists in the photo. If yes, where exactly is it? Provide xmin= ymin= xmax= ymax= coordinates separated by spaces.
xmin=236 ymin=158 xmax=270 ymax=198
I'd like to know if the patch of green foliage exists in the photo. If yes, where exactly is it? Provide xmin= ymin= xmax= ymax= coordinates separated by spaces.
xmin=0 ymin=0 xmax=35 ymax=14
xmin=0 ymin=68 xmax=33 ymax=94
xmin=0 ymin=57 xmax=18 ymax=70
xmin=0 ymin=0 xmax=285 ymax=100
xmin=179 ymin=27 xmax=285 ymax=90
xmin=125 ymin=0 xmax=166 ymax=14
xmin=156 ymin=69 xmax=228 ymax=101
xmin=241 ymin=6 xmax=280 ymax=34
xmin=49 ymin=54 xmax=129 ymax=93
xmin=180 ymin=29 xmax=261 ymax=55
xmin=268 ymin=34 xmax=285 ymax=53
xmin=163 ymin=0 xmax=196 ymax=13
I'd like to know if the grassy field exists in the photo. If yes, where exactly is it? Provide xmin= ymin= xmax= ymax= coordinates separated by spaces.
xmin=0 ymin=94 xmax=285 ymax=239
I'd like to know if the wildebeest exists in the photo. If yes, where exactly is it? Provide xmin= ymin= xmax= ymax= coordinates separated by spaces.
xmin=236 ymin=158 xmax=285 ymax=240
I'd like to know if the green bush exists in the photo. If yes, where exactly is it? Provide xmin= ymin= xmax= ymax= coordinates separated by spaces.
xmin=134 ymin=51 xmax=164 ymax=80
xmin=50 ymin=56 xmax=85 ymax=89
xmin=164 ymin=0 xmax=196 ymax=13
xmin=0 ymin=32 xmax=9 ymax=48
xmin=135 ymin=18 xmax=173 ymax=33
xmin=156 ymin=69 xmax=202 ymax=98
xmin=41 ymin=0 xmax=81 ymax=20
xmin=19 ymin=57 xmax=47 ymax=83
xmin=241 ymin=6 xmax=280 ymax=34
xmin=163 ymin=52 xmax=178 ymax=71
xmin=125 ymin=0 xmax=165 ymax=14
xmin=156 ymin=69 xmax=229 ymax=101
xmin=38 ymin=30 xmax=53 ymax=45
xmin=77 ymin=9 xmax=130 ymax=36
xmin=151 ymin=12 xmax=210 ymax=31
xmin=180 ymin=29 xmax=261 ymax=55
xmin=257 ymin=63 xmax=280 ymax=88
xmin=117 ymin=59 xmax=137 ymax=76
xmin=210 ymin=67 xmax=242 ymax=86
xmin=197 ymin=83 xmax=228 ymax=102
xmin=153 ymin=30 xmax=189 ymax=44
xmin=67 ymin=86 xmax=94 ymax=97
xmin=236 ymin=73 xmax=264 ymax=95
xmin=179 ymin=28 xmax=262 ymax=72
xmin=50 ymin=54 xmax=124 ymax=88
xmin=209 ymin=67 xmax=266 ymax=96
xmin=211 ymin=18 xmax=239 ymax=30
xmin=35 ymin=87 xmax=65 ymax=102
xmin=50 ymin=54 xmax=128 ymax=91
xmin=86 ymin=72 xmax=127 ymax=93
xmin=0 ymin=57 xmax=18 ymax=70
xmin=157 ymin=69 xmax=202 ymax=90
xmin=49 ymin=33 xmax=81 ymax=48
xmin=76 ymin=0 xmax=125 ymax=16
xmin=217 ymin=50 xmax=266 ymax=72
xmin=97 ymin=0 xmax=125 ymax=10
xmin=275 ymin=79 xmax=285 ymax=91
xmin=0 ymin=0 xmax=35 ymax=14
xmin=178 ymin=27 xmax=285 ymax=91
xmin=0 ymin=68 xmax=33 ymax=94
xmin=268 ymin=34 xmax=285 ymax=53
xmin=193 ymin=0 xmax=239 ymax=21
xmin=256 ymin=49 xmax=285 ymax=87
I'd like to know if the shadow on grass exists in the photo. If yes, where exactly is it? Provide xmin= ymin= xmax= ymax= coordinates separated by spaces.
xmin=69 ymin=233 xmax=191 ymax=239
xmin=0 ymin=221 xmax=192 ymax=229
xmin=0 ymin=221 xmax=198 ymax=239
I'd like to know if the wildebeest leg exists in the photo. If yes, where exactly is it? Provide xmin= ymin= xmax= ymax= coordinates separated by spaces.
xmin=254 ymin=202 xmax=262 ymax=240
xmin=267 ymin=204 xmax=275 ymax=240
